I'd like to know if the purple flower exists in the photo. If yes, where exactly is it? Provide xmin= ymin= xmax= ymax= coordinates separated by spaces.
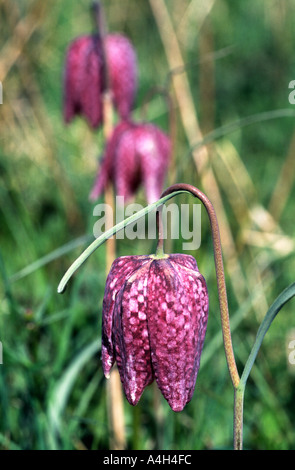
xmin=101 ymin=253 xmax=209 ymax=412
xmin=63 ymin=35 xmax=105 ymax=129
xmin=63 ymin=33 xmax=137 ymax=128
xmin=90 ymin=120 xmax=171 ymax=203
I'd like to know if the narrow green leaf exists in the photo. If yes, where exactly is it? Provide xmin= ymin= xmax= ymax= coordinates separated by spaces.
xmin=47 ymin=339 xmax=100 ymax=442
xmin=239 ymin=282 xmax=295 ymax=389
xmin=190 ymin=109 xmax=295 ymax=153
xmin=9 ymin=234 xmax=92 ymax=283
xmin=57 ymin=190 xmax=187 ymax=294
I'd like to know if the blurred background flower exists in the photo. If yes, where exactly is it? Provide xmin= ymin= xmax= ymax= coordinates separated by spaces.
xmin=63 ymin=32 xmax=137 ymax=128
xmin=90 ymin=120 xmax=171 ymax=203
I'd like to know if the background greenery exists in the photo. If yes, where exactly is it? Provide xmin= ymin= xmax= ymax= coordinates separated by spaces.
xmin=1 ymin=0 xmax=295 ymax=450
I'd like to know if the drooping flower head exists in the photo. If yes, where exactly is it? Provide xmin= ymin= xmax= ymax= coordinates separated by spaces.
xmin=90 ymin=120 xmax=171 ymax=203
xmin=101 ymin=253 xmax=209 ymax=412
xmin=63 ymin=33 xmax=137 ymax=128
xmin=63 ymin=34 xmax=104 ymax=128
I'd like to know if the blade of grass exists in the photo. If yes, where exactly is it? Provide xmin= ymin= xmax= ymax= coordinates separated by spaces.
xmin=9 ymin=234 xmax=93 ymax=283
xmin=234 ymin=282 xmax=295 ymax=449
xmin=47 ymin=339 xmax=100 ymax=448
xmin=239 ymin=282 xmax=295 ymax=388
xmin=149 ymin=0 xmax=255 ymax=317
xmin=189 ymin=109 xmax=295 ymax=154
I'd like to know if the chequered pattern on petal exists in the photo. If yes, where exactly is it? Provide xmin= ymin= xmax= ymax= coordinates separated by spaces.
xmin=167 ymin=253 xmax=199 ymax=271
xmin=105 ymin=34 xmax=138 ymax=120
xmin=101 ymin=255 xmax=150 ymax=377
xmin=146 ymin=257 xmax=208 ymax=411
xmin=113 ymin=264 xmax=154 ymax=405
xmin=101 ymin=253 xmax=209 ymax=412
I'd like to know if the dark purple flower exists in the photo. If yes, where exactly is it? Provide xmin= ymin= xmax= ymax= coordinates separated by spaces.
xmin=101 ymin=253 xmax=209 ymax=412
xmin=90 ymin=120 xmax=171 ymax=203
xmin=63 ymin=33 xmax=137 ymax=128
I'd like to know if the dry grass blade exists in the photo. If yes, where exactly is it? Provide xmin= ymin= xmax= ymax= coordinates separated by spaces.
xmin=268 ymin=129 xmax=295 ymax=222
xmin=149 ymin=0 xmax=208 ymax=173
xmin=215 ymin=140 xmax=286 ymax=233
xmin=177 ymin=0 xmax=216 ymax=44
xmin=102 ymin=90 xmax=126 ymax=450
xmin=106 ymin=366 xmax=126 ymax=450
xmin=149 ymin=0 xmax=253 ymax=309
xmin=0 ymin=0 xmax=47 ymax=81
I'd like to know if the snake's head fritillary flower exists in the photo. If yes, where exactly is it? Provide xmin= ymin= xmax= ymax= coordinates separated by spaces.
xmin=101 ymin=253 xmax=209 ymax=412
xmin=90 ymin=120 xmax=171 ymax=203
xmin=63 ymin=33 xmax=137 ymax=128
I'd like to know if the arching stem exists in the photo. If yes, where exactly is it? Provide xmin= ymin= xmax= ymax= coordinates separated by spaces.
xmin=58 ymin=182 xmax=242 ymax=448
xmin=159 ymin=183 xmax=240 ymax=389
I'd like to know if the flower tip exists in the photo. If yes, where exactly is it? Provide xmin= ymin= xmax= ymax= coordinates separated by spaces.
xmin=170 ymin=403 xmax=186 ymax=413
xmin=88 ymin=189 xmax=98 ymax=202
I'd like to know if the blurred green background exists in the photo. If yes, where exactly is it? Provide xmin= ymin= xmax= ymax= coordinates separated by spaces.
xmin=1 ymin=0 xmax=295 ymax=450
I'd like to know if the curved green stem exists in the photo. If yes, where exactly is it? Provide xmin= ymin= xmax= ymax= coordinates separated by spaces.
xmin=233 ymin=386 xmax=244 ymax=450
xmin=240 ymin=282 xmax=295 ymax=389
xmin=233 ymin=282 xmax=295 ymax=450
xmin=57 ymin=190 xmax=185 ymax=294
xmin=58 ymin=183 xmax=240 ymax=445
xmin=58 ymin=183 xmax=295 ymax=450
xmin=58 ymin=183 xmax=239 ymax=384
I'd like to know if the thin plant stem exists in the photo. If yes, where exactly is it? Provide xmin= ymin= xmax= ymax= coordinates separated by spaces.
xmin=139 ymin=85 xmax=177 ymax=184
xmin=58 ymin=182 xmax=243 ymax=447
xmin=57 ymin=191 xmax=185 ymax=294
xmin=92 ymin=1 xmax=126 ymax=450
xmin=159 ymin=184 xmax=242 ymax=449
xmin=159 ymin=184 xmax=240 ymax=389
xmin=58 ymin=180 xmax=295 ymax=450
xmin=58 ymin=183 xmax=241 ymax=446
xmin=233 ymin=281 xmax=295 ymax=450
xmin=233 ymin=387 xmax=244 ymax=450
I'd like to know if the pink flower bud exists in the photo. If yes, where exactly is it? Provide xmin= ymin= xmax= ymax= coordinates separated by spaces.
xmin=101 ymin=254 xmax=209 ymax=412
xmin=90 ymin=121 xmax=171 ymax=203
